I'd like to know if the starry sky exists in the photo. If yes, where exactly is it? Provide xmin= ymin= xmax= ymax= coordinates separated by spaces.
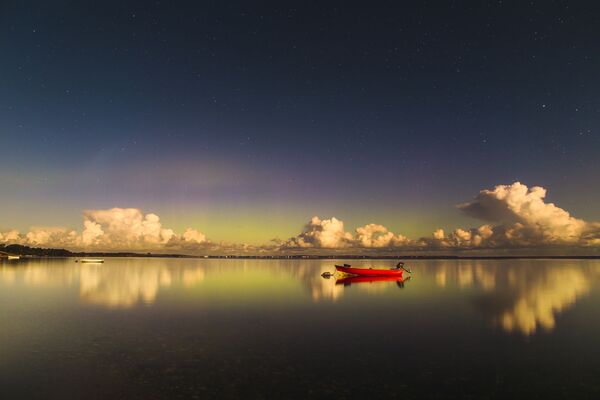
xmin=1 ymin=0 xmax=599 ymax=245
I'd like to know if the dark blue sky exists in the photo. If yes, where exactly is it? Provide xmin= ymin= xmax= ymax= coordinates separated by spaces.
xmin=1 ymin=0 xmax=599 ymax=242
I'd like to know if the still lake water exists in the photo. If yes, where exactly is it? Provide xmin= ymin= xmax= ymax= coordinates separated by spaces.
xmin=1 ymin=258 xmax=599 ymax=399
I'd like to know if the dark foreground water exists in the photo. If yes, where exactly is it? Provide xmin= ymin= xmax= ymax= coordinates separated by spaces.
xmin=1 ymin=258 xmax=599 ymax=399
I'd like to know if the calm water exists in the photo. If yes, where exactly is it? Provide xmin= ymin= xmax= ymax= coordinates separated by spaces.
xmin=1 ymin=258 xmax=599 ymax=399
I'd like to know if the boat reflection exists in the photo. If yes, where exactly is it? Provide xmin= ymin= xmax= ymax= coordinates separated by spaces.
xmin=335 ymin=275 xmax=410 ymax=289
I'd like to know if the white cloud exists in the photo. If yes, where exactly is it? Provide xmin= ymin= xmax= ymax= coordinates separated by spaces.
xmin=355 ymin=224 xmax=409 ymax=248
xmin=1 ymin=207 xmax=209 ymax=253
xmin=182 ymin=228 xmax=207 ymax=244
xmin=25 ymin=227 xmax=79 ymax=247
xmin=280 ymin=182 xmax=600 ymax=252
xmin=418 ymin=224 xmax=495 ymax=249
xmin=282 ymin=217 xmax=353 ymax=249
xmin=2 ymin=182 xmax=599 ymax=253
xmin=0 ymin=230 xmax=21 ymax=244
xmin=281 ymin=218 xmax=411 ymax=250
xmin=458 ymin=182 xmax=589 ymax=246
xmin=432 ymin=229 xmax=445 ymax=240
xmin=81 ymin=208 xmax=176 ymax=248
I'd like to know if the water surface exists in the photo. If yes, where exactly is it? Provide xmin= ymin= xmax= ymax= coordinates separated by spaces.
xmin=1 ymin=258 xmax=599 ymax=399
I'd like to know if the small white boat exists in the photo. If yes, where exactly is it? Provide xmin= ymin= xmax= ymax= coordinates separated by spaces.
xmin=7 ymin=255 xmax=20 ymax=260
xmin=79 ymin=259 xmax=104 ymax=263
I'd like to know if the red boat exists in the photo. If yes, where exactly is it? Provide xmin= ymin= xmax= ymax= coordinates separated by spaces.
xmin=335 ymin=264 xmax=404 ymax=277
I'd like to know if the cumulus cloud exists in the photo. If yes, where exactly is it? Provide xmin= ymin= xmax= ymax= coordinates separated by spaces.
xmin=182 ymin=228 xmax=207 ymax=244
xmin=81 ymin=208 xmax=177 ymax=248
xmin=355 ymin=224 xmax=409 ymax=248
xmin=280 ymin=182 xmax=600 ymax=252
xmin=417 ymin=224 xmax=495 ymax=249
xmin=458 ymin=182 xmax=589 ymax=246
xmin=282 ymin=217 xmax=353 ymax=249
xmin=1 ymin=227 xmax=80 ymax=248
xmin=1 ymin=207 xmax=210 ymax=253
xmin=581 ymin=223 xmax=600 ymax=246
xmin=26 ymin=227 xmax=80 ymax=247
xmin=0 ymin=230 xmax=21 ymax=244
xmin=280 ymin=218 xmax=410 ymax=250
xmin=1 ymin=182 xmax=599 ymax=253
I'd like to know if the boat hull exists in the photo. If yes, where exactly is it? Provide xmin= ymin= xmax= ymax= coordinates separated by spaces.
xmin=335 ymin=265 xmax=404 ymax=277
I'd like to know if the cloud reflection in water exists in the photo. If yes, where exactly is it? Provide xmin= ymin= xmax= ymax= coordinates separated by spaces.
xmin=0 ymin=259 xmax=597 ymax=335
xmin=496 ymin=267 xmax=589 ymax=335
xmin=0 ymin=260 xmax=206 ymax=308
xmin=433 ymin=262 xmax=593 ymax=335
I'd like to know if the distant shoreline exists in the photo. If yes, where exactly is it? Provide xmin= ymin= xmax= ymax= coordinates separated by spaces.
xmin=3 ymin=256 xmax=600 ymax=260
xmin=79 ymin=255 xmax=599 ymax=260
xmin=2 ymin=243 xmax=599 ymax=260
xmin=3 ymin=255 xmax=600 ymax=261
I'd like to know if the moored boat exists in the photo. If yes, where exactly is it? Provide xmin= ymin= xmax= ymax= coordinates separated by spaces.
xmin=335 ymin=264 xmax=404 ymax=277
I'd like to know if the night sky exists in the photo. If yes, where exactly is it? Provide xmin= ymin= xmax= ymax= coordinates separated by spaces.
xmin=1 ymin=1 xmax=599 ymax=248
